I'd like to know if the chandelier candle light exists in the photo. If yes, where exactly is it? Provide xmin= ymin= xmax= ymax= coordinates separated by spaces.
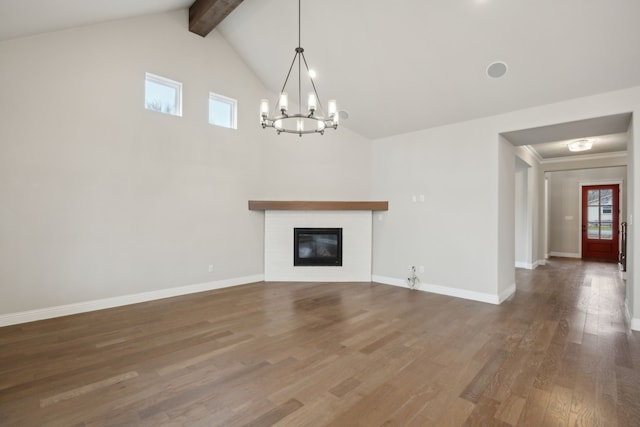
xmin=260 ymin=0 xmax=338 ymax=136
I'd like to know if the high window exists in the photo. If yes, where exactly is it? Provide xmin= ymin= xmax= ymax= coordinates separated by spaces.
xmin=145 ymin=73 xmax=182 ymax=117
xmin=209 ymin=92 xmax=237 ymax=129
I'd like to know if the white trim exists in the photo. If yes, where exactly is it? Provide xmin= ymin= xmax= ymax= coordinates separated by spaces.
xmin=522 ymin=145 xmax=543 ymax=163
xmin=0 ymin=275 xmax=264 ymax=328
xmin=632 ymin=318 xmax=640 ymax=332
xmin=372 ymin=275 xmax=407 ymax=288
xmin=499 ymin=283 xmax=517 ymax=303
xmin=515 ymin=259 xmax=544 ymax=269
xmin=548 ymin=251 xmax=581 ymax=259
xmin=371 ymin=275 xmax=512 ymax=305
xmin=208 ymin=92 xmax=238 ymax=129
xmin=145 ymin=72 xmax=183 ymax=117
xmin=540 ymin=151 xmax=627 ymax=164
xmin=515 ymin=261 xmax=536 ymax=269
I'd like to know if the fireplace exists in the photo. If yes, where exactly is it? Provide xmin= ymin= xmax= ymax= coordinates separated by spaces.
xmin=294 ymin=228 xmax=343 ymax=266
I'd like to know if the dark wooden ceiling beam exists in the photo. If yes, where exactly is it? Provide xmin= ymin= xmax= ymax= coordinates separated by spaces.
xmin=189 ymin=0 xmax=244 ymax=37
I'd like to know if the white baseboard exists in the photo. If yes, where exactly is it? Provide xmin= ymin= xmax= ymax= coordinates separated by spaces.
xmin=515 ymin=260 xmax=544 ymax=270
xmin=515 ymin=261 xmax=533 ymax=269
xmin=548 ymin=251 xmax=581 ymax=259
xmin=371 ymin=275 xmax=512 ymax=305
xmin=628 ymin=300 xmax=640 ymax=331
xmin=537 ymin=259 xmax=547 ymax=266
xmin=499 ymin=283 xmax=517 ymax=303
xmin=0 ymin=274 xmax=264 ymax=328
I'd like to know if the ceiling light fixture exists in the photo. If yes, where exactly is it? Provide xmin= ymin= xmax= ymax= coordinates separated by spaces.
xmin=259 ymin=0 xmax=338 ymax=137
xmin=567 ymin=139 xmax=593 ymax=152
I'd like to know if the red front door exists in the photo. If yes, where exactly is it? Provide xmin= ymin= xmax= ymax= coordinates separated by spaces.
xmin=581 ymin=184 xmax=619 ymax=260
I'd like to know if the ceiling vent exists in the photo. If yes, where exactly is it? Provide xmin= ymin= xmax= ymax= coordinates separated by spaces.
xmin=486 ymin=61 xmax=508 ymax=78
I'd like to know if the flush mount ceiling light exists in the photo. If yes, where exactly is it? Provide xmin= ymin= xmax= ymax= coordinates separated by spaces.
xmin=567 ymin=138 xmax=594 ymax=152
xmin=259 ymin=0 xmax=338 ymax=137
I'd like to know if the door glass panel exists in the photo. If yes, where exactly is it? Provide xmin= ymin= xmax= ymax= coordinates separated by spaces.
xmin=582 ymin=185 xmax=618 ymax=258
xmin=585 ymin=188 xmax=615 ymax=240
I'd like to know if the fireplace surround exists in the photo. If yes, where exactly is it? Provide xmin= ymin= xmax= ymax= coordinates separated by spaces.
xmin=249 ymin=200 xmax=388 ymax=282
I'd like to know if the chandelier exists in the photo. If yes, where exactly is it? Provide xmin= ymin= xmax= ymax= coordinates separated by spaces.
xmin=259 ymin=0 xmax=338 ymax=136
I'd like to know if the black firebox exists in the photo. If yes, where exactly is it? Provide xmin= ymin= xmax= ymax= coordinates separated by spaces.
xmin=293 ymin=228 xmax=343 ymax=266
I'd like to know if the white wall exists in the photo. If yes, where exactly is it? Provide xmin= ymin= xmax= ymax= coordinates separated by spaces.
xmin=547 ymin=167 xmax=626 ymax=257
xmin=0 ymin=10 xmax=372 ymax=320
xmin=371 ymin=119 xmax=505 ymax=302
xmin=371 ymin=86 xmax=640 ymax=316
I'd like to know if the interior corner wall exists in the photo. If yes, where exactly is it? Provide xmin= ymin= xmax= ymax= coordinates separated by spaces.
xmin=498 ymin=136 xmax=516 ymax=297
xmin=257 ymin=124 xmax=372 ymax=200
xmin=0 ymin=9 xmax=372 ymax=319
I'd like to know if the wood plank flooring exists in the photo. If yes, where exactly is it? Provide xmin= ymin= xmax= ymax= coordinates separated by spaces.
xmin=1 ymin=258 xmax=639 ymax=426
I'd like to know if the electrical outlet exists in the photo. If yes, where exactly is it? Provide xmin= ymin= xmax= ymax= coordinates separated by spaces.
xmin=208 ymin=264 xmax=214 ymax=273
xmin=419 ymin=195 xmax=425 ymax=202
xmin=419 ymin=265 xmax=425 ymax=273
xmin=412 ymin=195 xmax=417 ymax=203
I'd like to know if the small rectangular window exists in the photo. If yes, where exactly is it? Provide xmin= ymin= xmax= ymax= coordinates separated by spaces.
xmin=209 ymin=92 xmax=237 ymax=129
xmin=145 ymin=73 xmax=182 ymax=117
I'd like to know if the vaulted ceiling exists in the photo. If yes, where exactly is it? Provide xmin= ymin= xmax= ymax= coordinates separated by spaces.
xmin=2 ymin=0 xmax=640 ymax=145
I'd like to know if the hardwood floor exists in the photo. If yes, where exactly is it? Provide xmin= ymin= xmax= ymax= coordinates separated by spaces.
xmin=1 ymin=258 xmax=639 ymax=426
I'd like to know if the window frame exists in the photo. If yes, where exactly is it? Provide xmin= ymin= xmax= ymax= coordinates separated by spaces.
xmin=145 ymin=72 xmax=183 ymax=117
xmin=208 ymin=92 xmax=238 ymax=130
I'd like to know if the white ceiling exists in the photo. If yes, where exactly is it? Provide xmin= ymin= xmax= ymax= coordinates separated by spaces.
xmin=502 ymin=113 xmax=631 ymax=160
xmin=0 ymin=0 xmax=192 ymax=41
xmin=528 ymin=133 xmax=628 ymax=160
xmin=1 ymin=0 xmax=639 ymax=144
